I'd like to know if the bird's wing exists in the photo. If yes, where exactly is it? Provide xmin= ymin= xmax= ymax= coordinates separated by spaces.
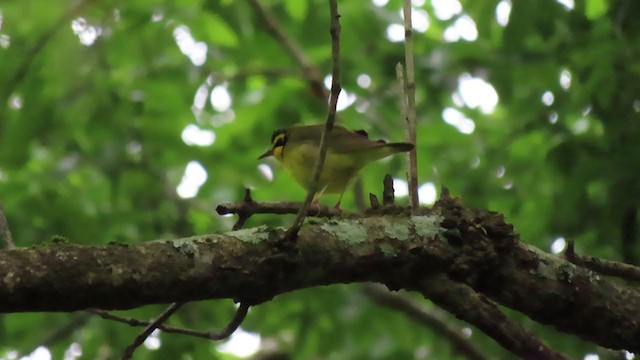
xmin=290 ymin=124 xmax=386 ymax=152
xmin=327 ymin=126 xmax=403 ymax=154
xmin=288 ymin=124 xmax=412 ymax=160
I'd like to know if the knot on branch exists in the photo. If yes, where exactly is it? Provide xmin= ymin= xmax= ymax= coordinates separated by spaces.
xmin=433 ymin=186 xmax=519 ymax=287
xmin=435 ymin=186 xmax=517 ymax=251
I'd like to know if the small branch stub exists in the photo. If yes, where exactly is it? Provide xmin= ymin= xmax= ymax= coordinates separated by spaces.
xmin=369 ymin=193 xmax=380 ymax=209
xmin=383 ymin=174 xmax=395 ymax=205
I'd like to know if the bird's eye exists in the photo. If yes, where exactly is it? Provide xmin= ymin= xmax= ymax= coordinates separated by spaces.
xmin=273 ymin=134 xmax=287 ymax=148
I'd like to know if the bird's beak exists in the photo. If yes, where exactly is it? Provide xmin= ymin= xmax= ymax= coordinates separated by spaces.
xmin=258 ymin=149 xmax=273 ymax=159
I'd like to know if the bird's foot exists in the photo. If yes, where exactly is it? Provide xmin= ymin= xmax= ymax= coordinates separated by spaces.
xmin=311 ymin=199 xmax=322 ymax=216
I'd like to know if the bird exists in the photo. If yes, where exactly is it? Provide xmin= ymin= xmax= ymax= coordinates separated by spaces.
xmin=258 ymin=124 xmax=414 ymax=208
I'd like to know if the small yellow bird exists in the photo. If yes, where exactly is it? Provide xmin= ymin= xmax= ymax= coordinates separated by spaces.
xmin=258 ymin=124 xmax=414 ymax=208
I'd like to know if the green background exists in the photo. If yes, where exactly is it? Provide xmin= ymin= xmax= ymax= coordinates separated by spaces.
xmin=1 ymin=0 xmax=638 ymax=358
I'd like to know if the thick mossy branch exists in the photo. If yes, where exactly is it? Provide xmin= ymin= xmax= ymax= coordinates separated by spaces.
xmin=1 ymin=195 xmax=640 ymax=352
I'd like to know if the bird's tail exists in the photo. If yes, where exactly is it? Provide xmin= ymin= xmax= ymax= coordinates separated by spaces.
xmin=363 ymin=142 xmax=414 ymax=161
xmin=386 ymin=142 xmax=414 ymax=153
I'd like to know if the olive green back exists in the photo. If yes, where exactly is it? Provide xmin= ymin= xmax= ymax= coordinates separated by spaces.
xmin=287 ymin=125 xmax=413 ymax=162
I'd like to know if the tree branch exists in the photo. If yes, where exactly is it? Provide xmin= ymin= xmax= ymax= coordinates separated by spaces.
xmin=417 ymin=274 xmax=568 ymax=360
xmin=2 ymin=197 xmax=640 ymax=353
xmin=216 ymin=189 xmax=344 ymax=228
xmin=247 ymin=0 xmax=328 ymax=98
xmin=362 ymin=284 xmax=488 ymax=360
xmin=565 ymin=239 xmax=640 ymax=282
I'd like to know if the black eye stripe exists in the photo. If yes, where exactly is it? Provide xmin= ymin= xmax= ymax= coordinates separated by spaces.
xmin=271 ymin=128 xmax=287 ymax=143
xmin=272 ymin=131 xmax=288 ymax=150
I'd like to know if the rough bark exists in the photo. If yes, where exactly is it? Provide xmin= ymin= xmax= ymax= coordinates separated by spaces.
xmin=1 ymin=196 xmax=639 ymax=352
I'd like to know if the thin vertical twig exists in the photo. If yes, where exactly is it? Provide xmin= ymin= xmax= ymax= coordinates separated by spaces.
xmin=0 ymin=204 xmax=15 ymax=249
xmin=383 ymin=174 xmax=395 ymax=206
xmin=286 ymin=0 xmax=342 ymax=239
xmin=402 ymin=1 xmax=420 ymax=212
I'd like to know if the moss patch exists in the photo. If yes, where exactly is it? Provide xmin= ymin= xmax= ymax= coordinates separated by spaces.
xmin=227 ymin=226 xmax=269 ymax=244
xmin=321 ymin=220 xmax=368 ymax=244
xmin=384 ymin=222 xmax=410 ymax=241
xmin=411 ymin=215 xmax=444 ymax=238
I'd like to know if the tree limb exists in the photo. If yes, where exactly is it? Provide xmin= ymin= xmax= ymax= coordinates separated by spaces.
xmin=417 ymin=274 xmax=568 ymax=360
xmin=565 ymin=239 xmax=640 ymax=282
xmin=247 ymin=0 xmax=328 ymax=98
xmin=362 ymin=284 xmax=488 ymax=360
xmin=2 ymin=196 xmax=640 ymax=352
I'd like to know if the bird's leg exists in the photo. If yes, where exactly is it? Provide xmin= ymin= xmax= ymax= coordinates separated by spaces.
xmin=334 ymin=178 xmax=353 ymax=210
xmin=333 ymin=175 xmax=355 ymax=210
xmin=334 ymin=190 xmax=344 ymax=210
xmin=311 ymin=185 xmax=328 ymax=216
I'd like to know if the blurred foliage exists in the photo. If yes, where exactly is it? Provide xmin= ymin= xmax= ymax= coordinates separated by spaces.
xmin=0 ymin=0 xmax=639 ymax=358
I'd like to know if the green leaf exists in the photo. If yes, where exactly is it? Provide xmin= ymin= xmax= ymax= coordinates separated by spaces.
xmin=285 ymin=0 xmax=308 ymax=20
xmin=585 ymin=0 xmax=608 ymax=19
xmin=194 ymin=13 xmax=239 ymax=47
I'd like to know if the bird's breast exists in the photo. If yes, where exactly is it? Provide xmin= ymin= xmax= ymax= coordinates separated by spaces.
xmin=281 ymin=143 xmax=361 ymax=193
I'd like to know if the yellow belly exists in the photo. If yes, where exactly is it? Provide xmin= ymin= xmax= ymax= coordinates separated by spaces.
xmin=280 ymin=143 xmax=362 ymax=194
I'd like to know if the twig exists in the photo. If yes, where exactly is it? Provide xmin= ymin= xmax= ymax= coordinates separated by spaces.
xmin=418 ymin=274 xmax=568 ymax=360
xmin=248 ymin=0 xmax=328 ymax=98
xmin=122 ymin=302 xmax=184 ymax=360
xmin=0 ymin=204 xmax=15 ymax=249
xmin=216 ymin=196 xmax=344 ymax=222
xmin=362 ymin=284 xmax=487 ymax=360
xmin=369 ymin=193 xmax=380 ymax=209
xmin=565 ymin=240 xmax=640 ymax=282
xmin=402 ymin=1 xmax=420 ymax=212
xmin=90 ymin=302 xmax=250 ymax=341
xmin=286 ymin=0 xmax=342 ymax=239
xmin=231 ymin=189 xmax=258 ymax=230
